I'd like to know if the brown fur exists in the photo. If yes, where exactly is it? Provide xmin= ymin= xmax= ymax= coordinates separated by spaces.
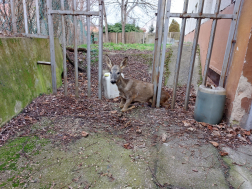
xmin=106 ymin=55 xmax=170 ymax=112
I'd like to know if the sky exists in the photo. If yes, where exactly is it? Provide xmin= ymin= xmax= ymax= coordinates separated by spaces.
xmin=105 ymin=0 xmax=184 ymax=32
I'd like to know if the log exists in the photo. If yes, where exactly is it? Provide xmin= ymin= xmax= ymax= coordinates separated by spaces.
xmin=66 ymin=47 xmax=87 ymax=53
xmin=66 ymin=51 xmax=86 ymax=72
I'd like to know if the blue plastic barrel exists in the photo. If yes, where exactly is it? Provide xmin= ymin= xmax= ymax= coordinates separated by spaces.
xmin=194 ymin=85 xmax=226 ymax=124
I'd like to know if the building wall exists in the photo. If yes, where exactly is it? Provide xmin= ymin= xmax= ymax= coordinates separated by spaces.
xmin=225 ymin=0 xmax=252 ymax=128
xmin=185 ymin=0 xmax=231 ymax=35
xmin=184 ymin=4 xmax=234 ymax=75
xmin=184 ymin=0 xmax=252 ymax=128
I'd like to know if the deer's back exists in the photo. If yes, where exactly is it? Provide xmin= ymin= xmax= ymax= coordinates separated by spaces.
xmin=119 ymin=78 xmax=154 ymax=102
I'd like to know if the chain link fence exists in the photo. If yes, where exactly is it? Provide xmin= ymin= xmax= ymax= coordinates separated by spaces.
xmin=0 ymin=0 xmax=92 ymax=46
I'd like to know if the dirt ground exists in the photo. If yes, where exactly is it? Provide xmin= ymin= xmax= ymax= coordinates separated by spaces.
xmin=0 ymin=48 xmax=251 ymax=188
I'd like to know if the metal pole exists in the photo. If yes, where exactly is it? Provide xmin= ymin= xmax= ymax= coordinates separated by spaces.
xmin=35 ymin=0 xmax=40 ymax=34
xmin=202 ymin=0 xmax=221 ymax=86
xmin=171 ymin=0 xmax=189 ymax=109
xmin=98 ymin=0 xmax=104 ymax=99
xmin=86 ymin=0 xmax=91 ymax=97
xmin=152 ymin=0 xmax=166 ymax=108
xmin=184 ymin=0 xmax=205 ymax=110
xmin=151 ymin=0 xmax=162 ymax=83
xmin=156 ymin=0 xmax=171 ymax=108
xmin=61 ymin=0 xmax=67 ymax=96
xmin=73 ymin=0 xmax=79 ymax=98
xmin=47 ymin=0 xmax=57 ymax=94
xmin=219 ymin=0 xmax=242 ymax=87
xmin=22 ymin=0 xmax=28 ymax=34
xmin=10 ymin=0 xmax=17 ymax=33
xmin=226 ymin=0 xmax=244 ymax=84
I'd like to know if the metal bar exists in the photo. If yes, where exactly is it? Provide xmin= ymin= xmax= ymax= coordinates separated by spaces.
xmin=219 ymin=0 xmax=241 ymax=87
xmin=10 ymin=0 xmax=17 ymax=33
xmin=152 ymin=0 xmax=166 ymax=108
xmin=156 ymin=0 xmax=171 ymax=108
xmin=169 ymin=13 xmax=233 ymax=19
xmin=37 ymin=61 xmax=51 ymax=65
xmin=87 ymin=0 xmax=91 ymax=97
xmin=202 ymin=0 xmax=221 ymax=86
xmin=73 ymin=0 xmax=79 ymax=98
xmin=47 ymin=0 xmax=57 ymax=94
xmin=20 ymin=33 xmax=48 ymax=38
xmin=22 ymin=0 xmax=28 ymax=34
xmin=98 ymin=0 xmax=104 ymax=99
xmin=61 ymin=0 xmax=67 ymax=96
xmin=171 ymin=0 xmax=189 ymax=109
xmin=151 ymin=0 xmax=162 ymax=83
xmin=35 ymin=0 xmax=40 ymax=34
xmin=50 ymin=10 xmax=99 ymax=16
xmin=184 ymin=0 xmax=205 ymax=110
xmin=226 ymin=0 xmax=244 ymax=85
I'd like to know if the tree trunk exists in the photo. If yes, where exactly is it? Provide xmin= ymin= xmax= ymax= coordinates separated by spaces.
xmin=103 ymin=3 xmax=109 ymax=43
xmin=121 ymin=0 xmax=125 ymax=44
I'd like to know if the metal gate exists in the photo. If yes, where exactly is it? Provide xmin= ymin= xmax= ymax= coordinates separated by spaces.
xmin=48 ymin=0 xmax=104 ymax=99
xmin=152 ymin=0 xmax=243 ymax=109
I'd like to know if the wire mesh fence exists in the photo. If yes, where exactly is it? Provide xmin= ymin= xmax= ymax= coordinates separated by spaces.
xmin=0 ymin=0 xmax=92 ymax=46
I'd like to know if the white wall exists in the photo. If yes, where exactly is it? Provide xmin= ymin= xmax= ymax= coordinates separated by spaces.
xmin=185 ymin=0 xmax=232 ymax=35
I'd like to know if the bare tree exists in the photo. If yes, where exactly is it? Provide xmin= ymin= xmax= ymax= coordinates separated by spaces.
xmin=103 ymin=3 xmax=109 ymax=42
xmin=106 ymin=0 xmax=157 ymax=44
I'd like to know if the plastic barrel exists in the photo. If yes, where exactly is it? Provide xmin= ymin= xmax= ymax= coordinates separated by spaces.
xmin=194 ymin=85 xmax=226 ymax=124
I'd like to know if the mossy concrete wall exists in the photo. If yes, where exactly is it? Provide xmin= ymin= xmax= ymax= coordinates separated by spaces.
xmin=0 ymin=38 xmax=63 ymax=126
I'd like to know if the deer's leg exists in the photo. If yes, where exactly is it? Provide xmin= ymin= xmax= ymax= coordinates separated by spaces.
xmin=121 ymin=98 xmax=134 ymax=112
xmin=119 ymin=98 xmax=126 ymax=108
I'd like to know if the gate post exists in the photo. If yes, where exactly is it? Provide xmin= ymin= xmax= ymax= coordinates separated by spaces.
xmin=98 ymin=0 xmax=104 ymax=99
xmin=47 ymin=0 xmax=57 ymax=94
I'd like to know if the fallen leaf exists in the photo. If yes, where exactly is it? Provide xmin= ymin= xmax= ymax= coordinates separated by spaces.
xmin=182 ymin=120 xmax=190 ymax=127
xmin=110 ymin=110 xmax=117 ymax=114
xmin=113 ymin=97 xmax=119 ymax=102
xmin=136 ymin=129 xmax=142 ymax=134
xmin=242 ymin=130 xmax=251 ymax=136
xmin=238 ymin=137 xmax=247 ymax=142
xmin=161 ymin=133 xmax=167 ymax=142
xmin=192 ymin=169 xmax=198 ymax=172
xmin=199 ymin=122 xmax=208 ymax=127
xmin=187 ymin=127 xmax=196 ymax=132
xmin=207 ymin=125 xmax=213 ymax=131
xmin=220 ymin=151 xmax=228 ymax=156
xmin=212 ymin=131 xmax=221 ymax=137
xmin=209 ymin=141 xmax=219 ymax=147
xmin=226 ymin=134 xmax=234 ymax=138
xmin=123 ymin=143 xmax=133 ymax=149
xmin=81 ymin=131 xmax=89 ymax=137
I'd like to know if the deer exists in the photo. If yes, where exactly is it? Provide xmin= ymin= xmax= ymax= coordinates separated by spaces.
xmin=105 ymin=55 xmax=170 ymax=112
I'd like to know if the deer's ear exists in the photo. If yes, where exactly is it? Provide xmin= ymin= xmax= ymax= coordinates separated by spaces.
xmin=105 ymin=54 xmax=113 ymax=69
xmin=120 ymin=57 xmax=128 ymax=70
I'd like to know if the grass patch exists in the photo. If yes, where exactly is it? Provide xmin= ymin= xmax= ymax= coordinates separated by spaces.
xmin=79 ymin=43 xmax=171 ymax=51
xmin=164 ymin=48 xmax=173 ymax=85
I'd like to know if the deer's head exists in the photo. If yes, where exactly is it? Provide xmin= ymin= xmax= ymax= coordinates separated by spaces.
xmin=105 ymin=55 xmax=128 ymax=84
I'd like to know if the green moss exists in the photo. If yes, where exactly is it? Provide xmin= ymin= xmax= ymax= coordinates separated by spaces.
xmin=197 ymin=45 xmax=203 ymax=85
xmin=0 ymin=136 xmax=49 ymax=171
xmin=0 ymin=38 xmax=63 ymax=126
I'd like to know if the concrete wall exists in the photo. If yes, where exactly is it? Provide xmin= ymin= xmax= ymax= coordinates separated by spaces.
xmin=0 ymin=38 xmax=63 ymax=126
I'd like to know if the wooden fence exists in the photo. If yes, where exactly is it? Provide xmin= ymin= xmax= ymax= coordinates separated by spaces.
xmin=99 ymin=32 xmax=180 ymax=44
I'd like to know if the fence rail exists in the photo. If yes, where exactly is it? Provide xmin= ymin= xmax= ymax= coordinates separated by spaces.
xmin=0 ymin=0 xmax=92 ymax=46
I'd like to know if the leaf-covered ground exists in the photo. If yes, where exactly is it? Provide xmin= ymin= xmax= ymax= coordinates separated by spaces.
xmin=1 ymin=48 xmax=251 ymax=148
xmin=0 ymin=47 xmax=252 ymax=188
